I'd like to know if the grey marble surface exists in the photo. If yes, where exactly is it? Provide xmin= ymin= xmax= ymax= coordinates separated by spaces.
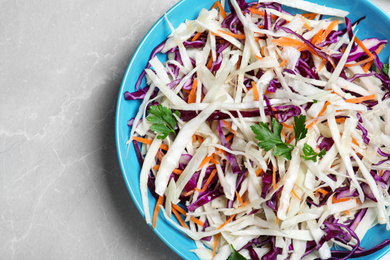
xmin=1 ymin=0 xmax=390 ymax=259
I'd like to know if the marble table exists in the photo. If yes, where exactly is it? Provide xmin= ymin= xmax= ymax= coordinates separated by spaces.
xmin=1 ymin=0 xmax=390 ymax=259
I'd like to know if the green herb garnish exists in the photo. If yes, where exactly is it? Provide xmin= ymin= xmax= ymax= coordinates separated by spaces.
xmin=383 ymin=62 xmax=389 ymax=76
xmin=146 ymin=104 xmax=179 ymax=140
xmin=302 ymin=143 xmax=326 ymax=162
xmin=251 ymin=117 xmax=294 ymax=160
xmin=227 ymin=245 xmax=247 ymax=260
xmin=251 ymin=115 xmax=325 ymax=161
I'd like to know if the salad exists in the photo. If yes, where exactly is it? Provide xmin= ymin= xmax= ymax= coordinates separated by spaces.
xmin=124 ymin=0 xmax=390 ymax=259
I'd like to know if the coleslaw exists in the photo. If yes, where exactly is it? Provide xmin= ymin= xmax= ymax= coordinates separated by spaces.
xmin=124 ymin=0 xmax=390 ymax=259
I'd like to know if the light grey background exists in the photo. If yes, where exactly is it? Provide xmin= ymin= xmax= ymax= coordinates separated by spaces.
xmin=1 ymin=0 xmax=390 ymax=259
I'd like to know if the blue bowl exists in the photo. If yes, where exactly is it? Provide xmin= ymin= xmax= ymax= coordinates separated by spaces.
xmin=115 ymin=0 xmax=390 ymax=259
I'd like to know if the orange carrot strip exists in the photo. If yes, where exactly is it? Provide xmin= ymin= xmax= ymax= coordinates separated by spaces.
xmin=363 ymin=44 xmax=386 ymax=72
xmin=318 ymin=59 xmax=327 ymax=72
xmin=206 ymin=52 xmax=214 ymax=69
xmin=332 ymin=197 xmax=353 ymax=204
xmin=251 ymin=81 xmax=259 ymax=101
xmin=191 ymin=32 xmax=202 ymax=42
xmin=222 ymin=119 xmax=237 ymax=134
xmin=190 ymin=216 xmax=205 ymax=227
xmin=275 ymin=216 xmax=279 ymax=225
xmin=311 ymin=29 xmax=324 ymax=45
xmin=152 ymin=195 xmax=164 ymax=228
xmin=287 ymin=136 xmax=295 ymax=144
xmin=279 ymin=59 xmax=288 ymax=68
xmin=225 ymin=133 xmax=234 ymax=143
xmin=272 ymin=166 xmax=277 ymax=190
xmin=211 ymin=1 xmax=227 ymax=19
xmin=345 ymin=94 xmax=376 ymax=104
xmin=352 ymin=138 xmax=360 ymax=147
xmin=198 ymin=154 xmax=214 ymax=169
xmin=218 ymin=214 xmax=236 ymax=230
xmin=152 ymin=165 xmax=183 ymax=175
xmin=235 ymin=191 xmax=244 ymax=205
xmin=292 ymin=190 xmax=302 ymax=201
xmin=192 ymin=134 xmax=197 ymax=143
xmin=172 ymin=206 xmax=189 ymax=229
xmin=318 ymin=101 xmax=330 ymax=117
xmin=304 ymin=22 xmax=311 ymax=31
xmin=255 ymin=54 xmax=263 ymax=60
xmin=301 ymin=13 xmax=318 ymax=20
xmin=261 ymin=46 xmax=265 ymax=57
xmin=315 ymin=188 xmax=329 ymax=197
xmin=255 ymin=168 xmax=264 ymax=177
xmin=188 ymin=78 xmax=198 ymax=104
xmin=313 ymin=20 xmax=339 ymax=45
xmin=132 ymin=136 xmax=169 ymax=150
xmin=344 ymin=57 xmax=375 ymax=67
xmin=355 ymin=37 xmax=375 ymax=59
xmin=248 ymin=7 xmax=278 ymax=19
xmin=195 ymin=169 xmax=218 ymax=193
xmin=216 ymin=29 xmax=246 ymax=39
xmin=212 ymin=233 xmax=220 ymax=257
xmin=197 ymin=135 xmax=204 ymax=144
xmin=172 ymin=203 xmax=187 ymax=216
xmin=273 ymin=37 xmax=307 ymax=49
xmin=380 ymin=170 xmax=384 ymax=177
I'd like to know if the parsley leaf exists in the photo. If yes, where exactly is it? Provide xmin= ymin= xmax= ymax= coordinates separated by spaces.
xmin=302 ymin=143 xmax=326 ymax=162
xmin=227 ymin=245 xmax=246 ymax=260
xmin=293 ymin=115 xmax=307 ymax=143
xmin=383 ymin=62 xmax=389 ymax=77
xmin=251 ymin=118 xmax=294 ymax=160
xmin=146 ymin=104 xmax=179 ymax=140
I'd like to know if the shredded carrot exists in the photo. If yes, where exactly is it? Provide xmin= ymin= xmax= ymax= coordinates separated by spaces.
xmin=311 ymin=29 xmax=324 ymax=45
xmin=188 ymin=78 xmax=198 ymax=104
xmin=279 ymin=59 xmax=288 ymax=68
xmin=273 ymin=37 xmax=307 ymax=49
xmin=318 ymin=58 xmax=327 ymax=72
xmin=184 ymin=190 xmax=194 ymax=197
xmin=315 ymin=188 xmax=329 ymax=197
xmin=344 ymin=56 xmax=375 ymax=68
xmin=153 ymin=165 xmax=183 ymax=175
xmin=198 ymin=154 xmax=215 ymax=169
xmin=248 ymin=7 xmax=278 ymax=19
xmin=344 ymin=210 xmax=350 ymax=215
xmin=255 ymin=54 xmax=263 ymax=60
xmin=210 ymin=157 xmax=220 ymax=165
xmin=197 ymin=135 xmax=204 ymax=144
xmin=292 ymin=189 xmax=302 ymax=201
xmin=261 ymin=46 xmax=265 ymax=57
xmin=206 ymin=52 xmax=214 ymax=69
xmin=225 ymin=133 xmax=234 ymax=143
xmin=380 ymin=170 xmax=384 ymax=177
xmin=313 ymin=20 xmax=339 ymax=45
xmin=191 ymin=31 xmax=202 ymax=42
xmin=195 ymin=169 xmax=218 ymax=193
xmin=214 ymin=29 xmax=246 ymax=39
xmin=335 ymin=117 xmax=346 ymax=124
xmin=355 ymin=37 xmax=375 ymax=59
xmin=301 ymin=13 xmax=318 ymax=20
xmin=172 ymin=206 xmax=189 ymax=229
xmin=255 ymin=167 xmax=264 ymax=177
xmin=192 ymin=134 xmax=197 ymax=143
xmin=363 ymin=43 xmax=385 ymax=72
xmin=352 ymin=138 xmax=360 ymax=147
xmin=218 ymin=214 xmax=236 ymax=230
xmin=172 ymin=203 xmax=187 ymax=216
xmin=272 ymin=166 xmax=277 ymax=190
xmin=332 ymin=197 xmax=353 ymax=204
xmin=236 ymin=191 xmax=244 ymax=205
xmin=152 ymin=195 xmax=164 ymax=228
xmin=212 ymin=233 xmax=220 ymax=257
xmin=281 ymin=129 xmax=288 ymax=142
xmin=318 ymin=101 xmax=330 ymax=117
xmin=236 ymin=55 xmax=242 ymax=69
xmin=211 ymin=1 xmax=227 ymax=19
xmin=345 ymin=94 xmax=376 ymax=103
xmin=251 ymin=81 xmax=259 ymax=101
xmin=190 ymin=216 xmax=205 ymax=227
xmin=287 ymin=136 xmax=295 ymax=144
xmin=222 ymin=119 xmax=237 ymax=134
xmin=275 ymin=216 xmax=279 ymax=225
xmin=304 ymin=22 xmax=311 ymax=31
xmin=132 ymin=136 xmax=169 ymax=150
